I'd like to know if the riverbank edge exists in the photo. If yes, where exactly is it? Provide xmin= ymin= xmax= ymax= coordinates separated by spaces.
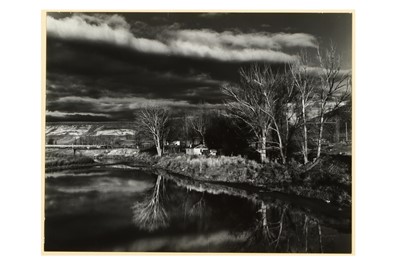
xmin=128 ymin=153 xmax=351 ymax=208
xmin=44 ymin=153 xmax=351 ymax=208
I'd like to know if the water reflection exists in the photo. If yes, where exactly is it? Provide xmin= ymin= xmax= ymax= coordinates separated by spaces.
xmin=131 ymin=174 xmax=210 ymax=232
xmin=46 ymin=167 xmax=350 ymax=252
xmin=243 ymin=201 xmax=326 ymax=252
xmin=134 ymin=169 xmax=351 ymax=253
xmin=132 ymin=175 xmax=169 ymax=231
xmin=188 ymin=193 xmax=206 ymax=219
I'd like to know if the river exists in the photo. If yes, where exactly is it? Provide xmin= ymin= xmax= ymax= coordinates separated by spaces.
xmin=44 ymin=165 xmax=351 ymax=253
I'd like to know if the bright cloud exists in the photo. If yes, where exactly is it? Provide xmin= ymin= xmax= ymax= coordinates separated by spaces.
xmin=47 ymin=15 xmax=169 ymax=54
xmin=173 ymin=29 xmax=317 ymax=50
xmin=47 ymin=14 xmax=318 ymax=63
xmin=54 ymin=96 xmax=194 ymax=110
xmin=46 ymin=110 xmax=111 ymax=118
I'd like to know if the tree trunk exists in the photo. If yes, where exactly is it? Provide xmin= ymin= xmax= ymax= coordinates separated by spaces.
xmin=279 ymin=146 xmax=286 ymax=164
xmin=316 ymin=116 xmax=324 ymax=159
xmin=259 ymin=126 xmax=268 ymax=163
xmin=302 ymin=98 xmax=309 ymax=164
xmin=155 ymin=135 xmax=162 ymax=156
xmin=284 ymin=108 xmax=290 ymax=159
xmin=153 ymin=175 xmax=162 ymax=201
xmin=273 ymin=120 xmax=286 ymax=164
xmin=261 ymin=201 xmax=267 ymax=231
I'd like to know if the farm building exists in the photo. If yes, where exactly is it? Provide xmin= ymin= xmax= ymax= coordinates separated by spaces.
xmin=186 ymin=144 xmax=209 ymax=155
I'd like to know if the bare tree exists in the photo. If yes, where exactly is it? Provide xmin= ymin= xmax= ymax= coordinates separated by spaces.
xmin=315 ymin=45 xmax=351 ymax=159
xmin=189 ymin=110 xmax=209 ymax=145
xmin=136 ymin=107 xmax=169 ymax=156
xmin=290 ymin=52 xmax=317 ymax=164
xmin=222 ymin=64 xmax=289 ymax=164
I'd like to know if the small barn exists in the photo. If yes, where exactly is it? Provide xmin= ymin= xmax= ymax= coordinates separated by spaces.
xmin=209 ymin=149 xmax=217 ymax=156
xmin=186 ymin=144 xmax=209 ymax=155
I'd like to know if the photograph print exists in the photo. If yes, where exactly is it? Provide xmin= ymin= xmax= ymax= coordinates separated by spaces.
xmin=44 ymin=11 xmax=352 ymax=253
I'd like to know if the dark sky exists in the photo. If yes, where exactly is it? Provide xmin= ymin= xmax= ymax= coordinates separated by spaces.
xmin=46 ymin=12 xmax=352 ymax=122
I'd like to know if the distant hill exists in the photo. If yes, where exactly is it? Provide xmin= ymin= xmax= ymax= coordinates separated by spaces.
xmin=45 ymin=122 xmax=136 ymax=145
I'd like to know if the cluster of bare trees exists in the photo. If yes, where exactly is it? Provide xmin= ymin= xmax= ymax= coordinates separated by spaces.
xmin=222 ymin=65 xmax=296 ymax=164
xmin=135 ymin=45 xmax=351 ymax=164
xmin=135 ymin=106 xmax=212 ymax=156
xmin=222 ymin=46 xmax=351 ymax=164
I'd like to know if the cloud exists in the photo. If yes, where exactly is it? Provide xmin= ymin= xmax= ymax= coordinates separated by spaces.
xmin=172 ymin=29 xmax=317 ymax=50
xmin=168 ymin=39 xmax=295 ymax=62
xmin=53 ymin=95 xmax=195 ymax=111
xmin=47 ymin=95 xmax=224 ymax=119
xmin=47 ymin=14 xmax=317 ymax=63
xmin=302 ymin=65 xmax=352 ymax=77
xmin=46 ymin=61 xmax=227 ymax=105
xmin=47 ymin=14 xmax=170 ymax=54
xmin=46 ymin=110 xmax=111 ymax=118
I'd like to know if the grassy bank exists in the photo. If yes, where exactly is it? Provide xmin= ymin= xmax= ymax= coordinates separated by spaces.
xmin=45 ymin=157 xmax=96 ymax=172
xmin=132 ymin=152 xmax=351 ymax=207
xmin=44 ymin=147 xmax=351 ymax=206
xmin=157 ymin=154 xmax=266 ymax=184
xmin=45 ymin=149 xmax=96 ymax=172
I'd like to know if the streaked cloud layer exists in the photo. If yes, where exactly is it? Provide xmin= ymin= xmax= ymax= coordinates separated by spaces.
xmin=47 ymin=14 xmax=317 ymax=63
xmin=46 ymin=12 xmax=352 ymax=121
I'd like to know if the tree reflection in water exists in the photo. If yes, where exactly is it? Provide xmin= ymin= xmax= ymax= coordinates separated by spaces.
xmin=244 ymin=200 xmax=324 ymax=253
xmin=132 ymin=170 xmax=349 ymax=252
xmin=188 ymin=192 xmax=206 ymax=219
xmin=132 ymin=175 xmax=169 ymax=231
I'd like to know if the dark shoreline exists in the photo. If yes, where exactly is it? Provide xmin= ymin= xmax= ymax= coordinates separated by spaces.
xmin=44 ymin=153 xmax=351 ymax=208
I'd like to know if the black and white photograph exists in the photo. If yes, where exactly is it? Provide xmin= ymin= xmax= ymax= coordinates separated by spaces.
xmin=43 ymin=11 xmax=352 ymax=253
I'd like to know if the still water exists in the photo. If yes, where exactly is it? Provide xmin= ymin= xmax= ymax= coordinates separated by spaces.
xmin=44 ymin=165 xmax=351 ymax=253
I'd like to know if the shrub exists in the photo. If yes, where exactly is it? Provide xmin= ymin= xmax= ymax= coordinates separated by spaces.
xmin=45 ymin=156 xmax=94 ymax=169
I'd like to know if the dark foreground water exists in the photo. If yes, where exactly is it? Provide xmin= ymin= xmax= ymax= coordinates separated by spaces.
xmin=44 ymin=165 xmax=351 ymax=253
